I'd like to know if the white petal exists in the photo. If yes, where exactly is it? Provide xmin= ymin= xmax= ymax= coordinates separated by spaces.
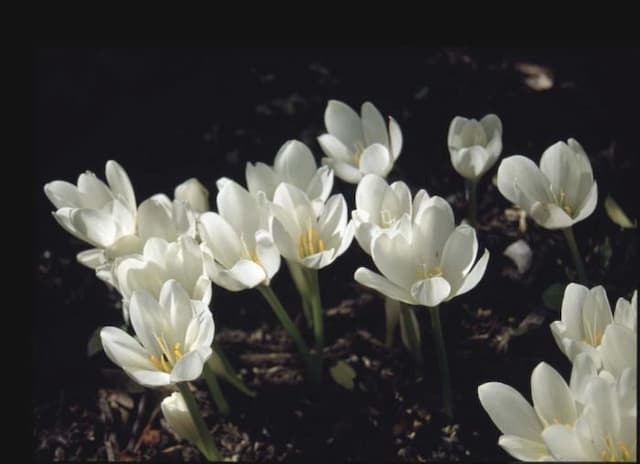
xmin=197 ymin=212 xmax=242 ymax=269
xmin=477 ymin=382 xmax=543 ymax=441
xmin=317 ymin=134 xmax=352 ymax=163
xmin=560 ymin=283 xmax=589 ymax=340
xmin=531 ymin=362 xmax=577 ymax=427
xmin=447 ymin=116 xmax=469 ymax=147
xmin=324 ymin=99 xmax=364 ymax=151
xmin=541 ymin=425 xmax=588 ymax=461
xmin=255 ymin=229 xmax=281 ymax=280
xmin=497 ymin=435 xmax=550 ymax=462
xmin=354 ymin=220 xmax=377 ymax=255
xmin=129 ymin=289 xmax=164 ymax=355
xmin=183 ymin=302 xmax=215 ymax=349
xmin=410 ymin=277 xmax=451 ymax=307
xmin=413 ymin=197 xmax=455 ymax=269
xmin=306 ymin=165 xmax=334 ymax=206
xmin=271 ymin=215 xmax=300 ymax=263
xmin=451 ymin=146 xmax=492 ymax=179
xmin=106 ymin=160 xmax=136 ymax=213
xmin=246 ymin=162 xmax=280 ymax=200
xmin=213 ymin=259 xmax=267 ymax=290
xmin=323 ymin=158 xmax=363 ymax=184
xmin=529 ymin=201 xmax=574 ymax=229
xmin=274 ymin=140 xmax=317 ymax=187
xmin=44 ymin=181 xmax=82 ymax=209
xmin=440 ymin=225 xmax=478 ymax=293
xmin=71 ymin=208 xmax=118 ymax=247
xmin=570 ymin=352 xmax=598 ymax=404
xmin=354 ymin=267 xmax=415 ymax=304
xmin=137 ymin=195 xmax=175 ymax=241
xmin=581 ymin=285 xmax=613 ymax=345
xmin=600 ymin=324 xmax=636 ymax=378
xmin=217 ymin=180 xmax=260 ymax=244
xmin=361 ymin=101 xmax=389 ymax=148
xmin=503 ymin=239 xmax=532 ymax=274
xmin=371 ymin=230 xmax=417 ymax=289
xmin=358 ymin=144 xmax=392 ymax=177
xmin=159 ymin=280 xmax=194 ymax=342
xmin=572 ymin=182 xmax=598 ymax=224
xmin=480 ymin=114 xmax=502 ymax=138
xmin=100 ymin=326 xmax=155 ymax=372
xmin=497 ymin=155 xmax=553 ymax=211
xmin=614 ymin=290 xmax=638 ymax=332
xmin=355 ymin=174 xmax=389 ymax=220
xmin=318 ymin=194 xmax=347 ymax=238
xmin=170 ymin=346 xmax=212 ymax=383
xmin=388 ymin=116 xmax=403 ymax=160
xmin=76 ymin=248 xmax=107 ymax=269
xmin=77 ymin=172 xmax=114 ymax=208
xmin=453 ymin=248 xmax=489 ymax=297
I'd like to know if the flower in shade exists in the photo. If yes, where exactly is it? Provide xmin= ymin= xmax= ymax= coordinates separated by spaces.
xmin=113 ymin=236 xmax=212 ymax=320
xmin=496 ymin=139 xmax=598 ymax=229
xmin=174 ymin=178 xmax=210 ymax=214
xmin=354 ymin=196 xmax=489 ymax=307
xmin=448 ymin=114 xmax=503 ymax=180
xmin=161 ymin=392 xmax=200 ymax=445
xmin=550 ymin=284 xmax=637 ymax=376
xmin=198 ymin=179 xmax=280 ymax=291
xmin=318 ymin=100 xmax=402 ymax=183
xmin=352 ymin=173 xmax=430 ymax=255
xmin=271 ymin=183 xmax=354 ymax=269
xmin=100 ymin=280 xmax=214 ymax=387
xmin=243 ymin=139 xmax=334 ymax=216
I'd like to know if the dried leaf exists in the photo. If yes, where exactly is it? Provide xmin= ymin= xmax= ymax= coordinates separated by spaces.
xmin=605 ymin=194 xmax=637 ymax=229
xmin=330 ymin=360 xmax=356 ymax=390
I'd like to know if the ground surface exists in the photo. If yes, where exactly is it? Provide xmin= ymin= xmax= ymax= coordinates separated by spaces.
xmin=35 ymin=48 xmax=639 ymax=461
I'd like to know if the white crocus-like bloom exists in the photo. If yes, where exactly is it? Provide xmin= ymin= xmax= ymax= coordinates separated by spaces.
xmin=244 ymin=140 xmax=334 ymax=216
xmin=478 ymin=362 xmax=580 ymax=461
xmin=448 ymin=114 xmax=503 ymax=180
xmin=174 ymin=178 xmax=210 ymax=214
xmin=161 ymin=392 xmax=200 ymax=445
xmin=496 ymin=139 xmax=598 ymax=229
xmin=198 ymin=179 xmax=280 ymax=291
xmin=542 ymin=374 xmax=636 ymax=462
xmin=44 ymin=160 xmax=141 ymax=268
xmin=352 ymin=174 xmax=431 ymax=255
xmin=100 ymin=280 xmax=214 ymax=387
xmin=113 ymin=236 xmax=212 ymax=319
xmin=318 ymin=100 xmax=402 ymax=184
xmin=550 ymin=284 xmax=637 ymax=374
xmin=271 ymin=183 xmax=354 ymax=269
xmin=354 ymin=196 xmax=489 ymax=307
xmin=137 ymin=193 xmax=196 ymax=243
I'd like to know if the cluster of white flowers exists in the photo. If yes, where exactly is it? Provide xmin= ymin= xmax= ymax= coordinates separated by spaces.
xmin=479 ymin=285 xmax=637 ymax=461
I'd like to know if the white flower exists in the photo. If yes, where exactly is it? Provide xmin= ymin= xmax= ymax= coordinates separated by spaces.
xmin=478 ymin=362 xmax=579 ymax=461
xmin=550 ymin=284 xmax=637 ymax=375
xmin=271 ymin=183 xmax=354 ymax=269
xmin=113 ymin=236 xmax=212 ymax=319
xmin=542 ymin=374 xmax=636 ymax=461
xmin=137 ymin=194 xmax=196 ymax=243
xmin=100 ymin=280 xmax=214 ymax=387
xmin=198 ymin=179 xmax=280 ymax=291
xmin=354 ymin=196 xmax=489 ymax=307
xmin=174 ymin=178 xmax=210 ymax=214
xmin=352 ymin=174 xmax=430 ymax=255
xmin=497 ymin=139 xmax=598 ymax=229
xmin=448 ymin=114 xmax=503 ymax=180
xmin=245 ymin=139 xmax=334 ymax=216
xmin=318 ymin=100 xmax=402 ymax=183
xmin=44 ymin=160 xmax=142 ymax=267
xmin=161 ymin=392 xmax=200 ymax=445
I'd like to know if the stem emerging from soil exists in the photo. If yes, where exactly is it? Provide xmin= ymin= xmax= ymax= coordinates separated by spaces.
xmin=562 ymin=226 xmax=587 ymax=284
xmin=257 ymin=284 xmax=311 ymax=364
xmin=466 ymin=178 xmax=478 ymax=227
xmin=429 ymin=304 xmax=454 ymax=420
xmin=286 ymin=259 xmax=313 ymax=327
xmin=306 ymin=268 xmax=324 ymax=384
xmin=176 ymin=383 xmax=221 ymax=462
xmin=202 ymin=362 xmax=230 ymax=416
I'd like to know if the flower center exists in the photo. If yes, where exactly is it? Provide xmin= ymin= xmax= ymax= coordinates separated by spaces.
xmin=601 ymin=434 xmax=631 ymax=462
xmin=558 ymin=191 xmax=574 ymax=216
xmin=150 ymin=333 xmax=183 ymax=372
xmin=582 ymin=319 xmax=604 ymax=347
xmin=380 ymin=209 xmax=396 ymax=228
xmin=239 ymin=234 xmax=263 ymax=267
xmin=298 ymin=224 xmax=325 ymax=258
xmin=416 ymin=264 xmax=442 ymax=280
xmin=353 ymin=142 xmax=365 ymax=166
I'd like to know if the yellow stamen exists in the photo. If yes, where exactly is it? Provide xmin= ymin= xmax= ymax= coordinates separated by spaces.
xmin=318 ymin=239 xmax=325 ymax=252
xmin=417 ymin=264 xmax=443 ymax=280
xmin=150 ymin=354 xmax=163 ymax=371
xmin=159 ymin=353 xmax=170 ymax=372
xmin=298 ymin=223 xmax=324 ymax=258
xmin=559 ymin=191 xmax=574 ymax=216
xmin=174 ymin=342 xmax=182 ymax=360
xmin=618 ymin=442 xmax=630 ymax=460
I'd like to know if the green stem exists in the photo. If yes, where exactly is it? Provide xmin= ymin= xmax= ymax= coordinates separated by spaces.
xmin=306 ymin=268 xmax=324 ymax=384
xmin=202 ymin=362 xmax=230 ymax=417
xmin=562 ymin=226 xmax=587 ymax=284
xmin=210 ymin=345 xmax=256 ymax=398
xmin=466 ymin=178 xmax=478 ymax=227
xmin=177 ymin=383 xmax=221 ymax=462
xmin=257 ymin=285 xmax=311 ymax=363
xmin=384 ymin=296 xmax=401 ymax=347
xmin=429 ymin=304 xmax=454 ymax=420
xmin=400 ymin=303 xmax=424 ymax=368
xmin=286 ymin=259 xmax=313 ymax=327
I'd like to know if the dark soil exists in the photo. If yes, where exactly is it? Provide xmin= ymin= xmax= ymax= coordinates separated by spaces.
xmin=35 ymin=48 xmax=639 ymax=461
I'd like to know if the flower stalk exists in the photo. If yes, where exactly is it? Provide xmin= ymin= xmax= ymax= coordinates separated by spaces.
xmin=429 ymin=304 xmax=454 ymax=420
xmin=466 ymin=178 xmax=478 ymax=227
xmin=306 ymin=268 xmax=324 ymax=384
xmin=286 ymin=259 xmax=313 ymax=327
xmin=562 ymin=226 xmax=587 ymax=284
xmin=176 ymin=382 xmax=221 ymax=462
xmin=400 ymin=303 xmax=423 ymax=367
xmin=210 ymin=345 xmax=256 ymax=398
xmin=202 ymin=362 xmax=230 ymax=417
